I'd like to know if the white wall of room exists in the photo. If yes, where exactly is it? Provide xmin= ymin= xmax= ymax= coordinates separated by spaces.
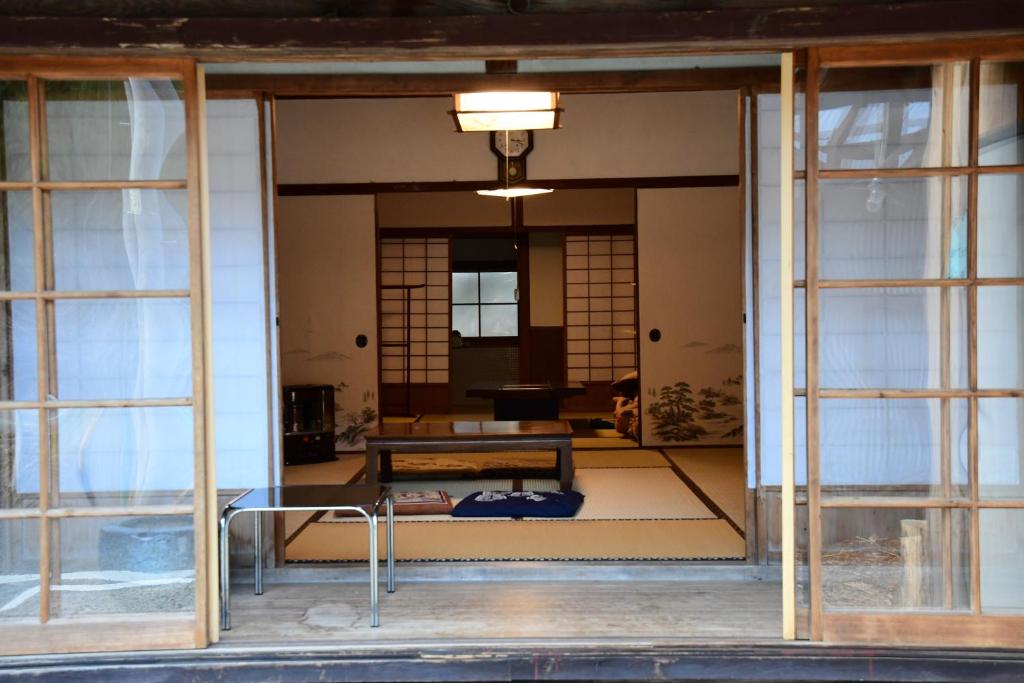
xmin=522 ymin=188 xmax=636 ymax=226
xmin=528 ymin=232 xmax=565 ymax=327
xmin=274 ymin=91 xmax=739 ymax=184
xmin=276 ymin=195 xmax=379 ymax=449
xmin=376 ymin=191 xmax=510 ymax=228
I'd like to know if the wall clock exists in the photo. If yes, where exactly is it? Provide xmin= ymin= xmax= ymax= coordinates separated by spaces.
xmin=490 ymin=130 xmax=533 ymax=185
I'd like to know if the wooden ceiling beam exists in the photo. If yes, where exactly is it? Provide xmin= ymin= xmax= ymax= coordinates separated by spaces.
xmin=0 ymin=1 xmax=1021 ymax=58
xmin=206 ymin=67 xmax=780 ymax=99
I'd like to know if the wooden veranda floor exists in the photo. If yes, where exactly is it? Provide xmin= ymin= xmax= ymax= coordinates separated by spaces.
xmin=217 ymin=577 xmax=782 ymax=645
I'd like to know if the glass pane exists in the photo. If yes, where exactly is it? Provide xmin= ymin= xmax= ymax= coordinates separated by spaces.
xmin=980 ymin=509 xmax=1024 ymax=612
xmin=0 ymin=191 xmax=34 ymax=291
xmin=480 ymin=304 xmax=518 ymax=337
xmin=978 ymin=286 xmax=1024 ymax=389
xmin=0 ymin=81 xmax=29 ymax=182
xmin=980 ymin=398 xmax=1024 ymax=500
xmin=52 ymin=515 xmax=194 ymax=618
xmin=0 ymin=518 xmax=39 ymax=619
xmin=53 ymin=407 xmax=193 ymax=507
xmin=451 ymin=272 xmax=478 ymax=304
xmin=979 ymin=61 xmax=1024 ymax=166
xmin=819 ymin=288 xmax=968 ymax=389
xmin=208 ymin=98 xmax=272 ymax=490
xmin=820 ymin=176 xmax=967 ymax=280
xmin=822 ymin=507 xmax=970 ymax=612
xmin=0 ymin=300 xmax=37 ymax=401
xmin=45 ymin=80 xmax=186 ymax=182
xmin=978 ymin=174 xmax=1024 ymax=278
xmin=54 ymin=298 xmax=192 ymax=400
xmin=820 ymin=399 xmax=968 ymax=497
xmin=451 ymin=304 xmax=479 ymax=337
xmin=480 ymin=271 xmax=517 ymax=303
xmin=819 ymin=63 xmax=968 ymax=170
xmin=0 ymin=410 xmax=38 ymax=509
xmin=51 ymin=190 xmax=189 ymax=291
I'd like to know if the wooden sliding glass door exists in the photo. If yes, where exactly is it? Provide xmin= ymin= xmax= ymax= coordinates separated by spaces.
xmin=795 ymin=40 xmax=1024 ymax=646
xmin=0 ymin=57 xmax=210 ymax=654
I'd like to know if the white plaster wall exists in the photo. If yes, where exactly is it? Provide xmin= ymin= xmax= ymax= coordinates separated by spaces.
xmin=522 ymin=188 xmax=635 ymax=226
xmin=377 ymin=191 xmax=510 ymax=228
xmin=529 ymin=232 xmax=564 ymax=327
xmin=276 ymin=195 xmax=378 ymax=450
xmin=275 ymin=92 xmax=738 ymax=185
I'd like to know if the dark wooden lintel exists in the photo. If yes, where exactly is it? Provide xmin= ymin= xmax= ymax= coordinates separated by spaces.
xmin=0 ymin=2 xmax=1022 ymax=57
xmin=278 ymin=175 xmax=739 ymax=196
xmin=208 ymin=68 xmax=778 ymax=98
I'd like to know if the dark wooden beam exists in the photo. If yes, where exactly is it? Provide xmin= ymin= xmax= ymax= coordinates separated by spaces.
xmin=207 ymin=68 xmax=779 ymax=99
xmin=278 ymin=175 xmax=739 ymax=196
xmin=0 ymin=2 xmax=1022 ymax=57
xmin=0 ymin=0 xmax=988 ymax=19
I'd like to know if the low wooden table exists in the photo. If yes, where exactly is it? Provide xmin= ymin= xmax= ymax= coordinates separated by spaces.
xmin=466 ymin=381 xmax=586 ymax=420
xmin=365 ymin=420 xmax=574 ymax=492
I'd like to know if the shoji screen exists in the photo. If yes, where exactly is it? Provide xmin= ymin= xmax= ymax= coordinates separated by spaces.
xmin=379 ymin=237 xmax=450 ymax=385
xmin=565 ymin=233 xmax=637 ymax=383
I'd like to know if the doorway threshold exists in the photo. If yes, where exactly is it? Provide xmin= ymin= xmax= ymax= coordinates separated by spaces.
xmin=249 ymin=559 xmax=779 ymax=585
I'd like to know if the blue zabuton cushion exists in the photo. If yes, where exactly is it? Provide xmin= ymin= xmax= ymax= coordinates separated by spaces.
xmin=451 ymin=490 xmax=584 ymax=518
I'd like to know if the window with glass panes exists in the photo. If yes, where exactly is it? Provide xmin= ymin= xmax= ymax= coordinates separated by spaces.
xmin=451 ymin=271 xmax=518 ymax=337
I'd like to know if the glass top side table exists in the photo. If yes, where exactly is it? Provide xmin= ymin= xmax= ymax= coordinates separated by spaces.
xmin=219 ymin=484 xmax=394 ymax=629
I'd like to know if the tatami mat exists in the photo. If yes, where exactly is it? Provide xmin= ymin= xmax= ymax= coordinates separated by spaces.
xmin=572 ymin=436 xmax=637 ymax=449
xmin=418 ymin=413 xmax=492 ymax=422
xmin=576 ymin=449 xmax=667 ymax=468
xmin=288 ymin=518 xmax=744 ymax=561
xmin=665 ymin=448 xmax=746 ymax=531
xmin=283 ymin=454 xmax=365 ymax=538
xmin=383 ymin=416 xmax=420 ymax=424
xmin=322 ymin=468 xmax=713 ymax=524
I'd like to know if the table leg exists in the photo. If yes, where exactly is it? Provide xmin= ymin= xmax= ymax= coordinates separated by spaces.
xmin=369 ymin=512 xmax=380 ymax=627
xmin=219 ymin=512 xmax=232 ymax=631
xmin=253 ymin=510 xmax=263 ymax=596
xmin=386 ymin=494 xmax=395 ymax=594
xmin=558 ymin=441 xmax=574 ymax=492
xmin=366 ymin=445 xmax=379 ymax=486
xmin=380 ymin=449 xmax=393 ymax=482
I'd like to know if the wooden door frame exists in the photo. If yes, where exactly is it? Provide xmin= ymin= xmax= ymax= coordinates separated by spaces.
xmin=796 ymin=40 xmax=1024 ymax=647
xmin=0 ymin=55 xmax=212 ymax=655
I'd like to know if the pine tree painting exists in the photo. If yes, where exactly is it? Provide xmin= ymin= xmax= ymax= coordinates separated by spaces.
xmin=647 ymin=375 xmax=744 ymax=443
xmin=647 ymin=382 xmax=709 ymax=442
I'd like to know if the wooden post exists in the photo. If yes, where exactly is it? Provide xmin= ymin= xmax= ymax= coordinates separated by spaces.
xmin=780 ymin=51 xmax=797 ymax=641
xmin=901 ymin=518 xmax=928 ymax=608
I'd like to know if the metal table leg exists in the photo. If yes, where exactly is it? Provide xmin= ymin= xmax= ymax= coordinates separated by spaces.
xmin=219 ymin=511 xmax=233 ymax=631
xmin=369 ymin=510 xmax=380 ymax=627
xmin=254 ymin=510 xmax=263 ymax=596
xmin=386 ymin=494 xmax=395 ymax=594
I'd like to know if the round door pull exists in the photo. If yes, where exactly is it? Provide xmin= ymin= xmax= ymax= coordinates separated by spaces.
xmin=355 ymin=334 xmax=368 ymax=348
xmin=649 ymin=329 xmax=662 ymax=342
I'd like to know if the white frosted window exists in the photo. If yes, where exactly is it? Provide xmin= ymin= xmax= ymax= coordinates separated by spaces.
xmin=54 ymin=298 xmax=192 ymax=401
xmin=208 ymin=99 xmax=272 ymax=488
xmin=1 ymin=191 xmax=33 ymax=290
xmin=45 ymin=79 xmax=186 ymax=181
xmin=980 ymin=509 xmax=1024 ymax=612
xmin=452 ymin=272 xmax=478 ymax=303
xmin=51 ymin=190 xmax=189 ymax=291
xmin=480 ymin=271 xmax=517 ymax=303
xmin=481 ymin=304 xmax=518 ymax=337
xmin=451 ymin=304 xmax=479 ymax=337
xmin=52 ymin=407 xmax=194 ymax=505
xmin=0 ymin=81 xmax=29 ymax=182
